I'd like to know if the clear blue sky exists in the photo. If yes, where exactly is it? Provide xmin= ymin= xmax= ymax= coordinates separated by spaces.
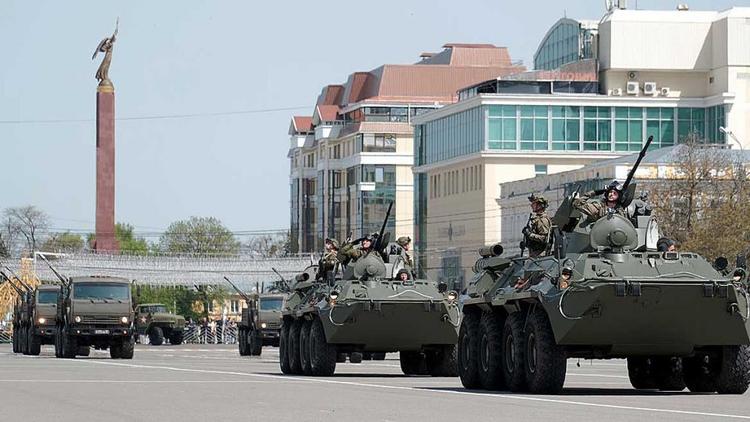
xmin=1 ymin=0 xmax=745 ymax=238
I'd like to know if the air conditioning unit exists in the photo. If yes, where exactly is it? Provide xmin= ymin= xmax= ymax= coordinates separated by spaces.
xmin=628 ymin=71 xmax=638 ymax=80
xmin=610 ymin=88 xmax=623 ymax=96
xmin=626 ymin=81 xmax=639 ymax=95
xmin=643 ymin=82 xmax=657 ymax=95
xmin=660 ymin=87 xmax=671 ymax=96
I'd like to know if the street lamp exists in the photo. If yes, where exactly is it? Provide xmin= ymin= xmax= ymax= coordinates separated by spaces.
xmin=719 ymin=126 xmax=744 ymax=152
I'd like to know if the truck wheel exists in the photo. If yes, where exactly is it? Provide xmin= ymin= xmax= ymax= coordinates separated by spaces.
xmin=502 ymin=312 xmax=527 ymax=392
xmin=22 ymin=326 xmax=31 ymax=355
xmin=288 ymin=319 xmax=303 ymax=374
xmin=349 ymin=352 xmax=363 ymax=364
xmin=120 ymin=337 xmax=135 ymax=360
xmin=336 ymin=353 xmax=347 ymax=363
xmin=400 ymin=351 xmax=427 ymax=375
xmin=149 ymin=326 xmax=164 ymax=346
xmin=279 ymin=320 xmax=292 ymax=374
xmin=238 ymin=329 xmax=248 ymax=356
xmin=28 ymin=333 xmax=41 ymax=356
xmin=299 ymin=320 xmax=313 ymax=375
xmin=110 ymin=342 xmax=123 ymax=359
xmin=362 ymin=352 xmax=373 ymax=361
xmin=458 ymin=311 xmax=481 ymax=388
xmin=478 ymin=311 xmax=505 ymax=390
xmin=524 ymin=308 xmax=566 ymax=394
xmin=427 ymin=344 xmax=457 ymax=377
xmin=169 ymin=330 xmax=184 ymax=346
xmin=309 ymin=318 xmax=336 ymax=376
xmin=714 ymin=345 xmax=750 ymax=394
xmin=12 ymin=327 xmax=18 ymax=353
xmin=76 ymin=345 xmax=90 ymax=357
xmin=372 ymin=352 xmax=386 ymax=361
xmin=250 ymin=330 xmax=262 ymax=356
xmin=61 ymin=328 xmax=77 ymax=359
xmin=20 ymin=326 xmax=27 ymax=355
xmin=654 ymin=357 xmax=685 ymax=391
xmin=54 ymin=326 xmax=62 ymax=358
xmin=627 ymin=358 xmax=658 ymax=389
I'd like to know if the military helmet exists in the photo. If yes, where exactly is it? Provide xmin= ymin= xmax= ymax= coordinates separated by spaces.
xmin=325 ymin=238 xmax=339 ymax=249
xmin=605 ymin=180 xmax=623 ymax=194
xmin=528 ymin=194 xmax=549 ymax=209
xmin=397 ymin=236 xmax=411 ymax=247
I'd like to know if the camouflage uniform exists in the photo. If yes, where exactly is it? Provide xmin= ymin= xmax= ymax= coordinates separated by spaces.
xmin=316 ymin=238 xmax=340 ymax=280
xmin=396 ymin=236 xmax=414 ymax=269
xmin=572 ymin=189 xmax=628 ymax=224
xmin=523 ymin=195 xmax=552 ymax=258
xmin=338 ymin=235 xmax=374 ymax=264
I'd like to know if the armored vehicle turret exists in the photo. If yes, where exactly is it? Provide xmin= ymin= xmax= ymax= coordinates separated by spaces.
xmin=279 ymin=205 xmax=460 ymax=376
xmin=458 ymin=137 xmax=750 ymax=394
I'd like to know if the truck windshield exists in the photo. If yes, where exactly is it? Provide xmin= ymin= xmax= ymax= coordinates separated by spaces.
xmin=141 ymin=305 xmax=168 ymax=313
xmin=37 ymin=290 xmax=59 ymax=304
xmin=260 ymin=297 xmax=283 ymax=310
xmin=73 ymin=283 xmax=129 ymax=301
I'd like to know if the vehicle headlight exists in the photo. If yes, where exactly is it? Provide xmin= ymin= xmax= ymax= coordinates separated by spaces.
xmin=121 ymin=316 xmax=129 ymax=324
xmin=38 ymin=317 xmax=46 ymax=324
xmin=329 ymin=291 xmax=339 ymax=301
xmin=446 ymin=291 xmax=458 ymax=302
xmin=261 ymin=322 xmax=267 ymax=329
xmin=74 ymin=316 xmax=82 ymax=323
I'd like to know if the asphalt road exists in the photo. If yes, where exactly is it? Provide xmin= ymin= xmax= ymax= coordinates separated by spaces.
xmin=1 ymin=344 xmax=749 ymax=422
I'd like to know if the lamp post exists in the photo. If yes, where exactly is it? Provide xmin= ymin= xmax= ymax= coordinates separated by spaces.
xmin=720 ymin=126 xmax=744 ymax=152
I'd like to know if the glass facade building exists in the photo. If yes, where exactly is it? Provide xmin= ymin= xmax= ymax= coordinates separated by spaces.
xmin=533 ymin=18 xmax=597 ymax=71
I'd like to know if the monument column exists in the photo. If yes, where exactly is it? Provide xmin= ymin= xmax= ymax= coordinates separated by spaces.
xmin=95 ymin=84 xmax=118 ymax=252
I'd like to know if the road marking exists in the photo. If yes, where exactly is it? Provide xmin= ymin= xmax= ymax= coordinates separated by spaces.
xmin=70 ymin=360 xmax=750 ymax=420
xmin=0 ymin=379 xmax=271 ymax=383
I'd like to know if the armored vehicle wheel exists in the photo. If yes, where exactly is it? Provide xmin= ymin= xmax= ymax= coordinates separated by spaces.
xmin=300 ymin=320 xmax=313 ymax=375
xmin=501 ymin=312 xmax=526 ymax=392
xmin=28 ymin=333 xmax=41 ymax=356
xmin=654 ymin=357 xmax=685 ymax=391
xmin=120 ymin=337 xmax=135 ymax=360
xmin=627 ymin=358 xmax=658 ymax=389
xmin=77 ymin=345 xmax=90 ymax=357
xmin=238 ymin=329 xmax=249 ymax=356
xmin=169 ymin=330 xmax=184 ymax=346
xmin=61 ymin=328 xmax=77 ymax=359
xmin=427 ymin=344 xmax=457 ymax=377
xmin=372 ymin=352 xmax=386 ymax=361
xmin=362 ymin=352 xmax=373 ymax=360
xmin=309 ymin=318 xmax=336 ymax=376
xmin=336 ymin=353 xmax=347 ymax=363
xmin=288 ymin=319 xmax=303 ymax=374
xmin=250 ymin=330 xmax=262 ymax=356
xmin=478 ymin=311 xmax=505 ymax=389
xmin=523 ymin=308 xmax=566 ymax=394
xmin=279 ymin=320 xmax=292 ymax=374
xmin=400 ymin=351 xmax=427 ymax=375
xmin=349 ymin=352 xmax=363 ymax=364
xmin=458 ymin=311 xmax=481 ymax=388
xmin=715 ymin=345 xmax=750 ymax=394
xmin=110 ymin=342 xmax=123 ymax=359
xmin=149 ymin=326 xmax=164 ymax=346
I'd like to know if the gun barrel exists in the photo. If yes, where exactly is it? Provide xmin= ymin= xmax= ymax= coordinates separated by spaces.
xmin=374 ymin=201 xmax=394 ymax=252
xmin=223 ymin=276 xmax=251 ymax=302
xmin=478 ymin=243 xmax=504 ymax=258
xmin=37 ymin=253 xmax=69 ymax=286
xmin=622 ymin=135 xmax=654 ymax=191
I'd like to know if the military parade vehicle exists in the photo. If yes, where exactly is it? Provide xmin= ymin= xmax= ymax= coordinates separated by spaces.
xmin=25 ymin=284 xmax=63 ymax=355
xmin=225 ymin=273 xmax=289 ymax=356
xmin=135 ymin=303 xmax=186 ymax=345
xmin=1 ymin=269 xmax=32 ymax=354
xmin=279 ymin=204 xmax=461 ymax=376
xmin=457 ymin=136 xmax=750 ymax=394
xmin=40 ymin=255 xmax=136 ymax=359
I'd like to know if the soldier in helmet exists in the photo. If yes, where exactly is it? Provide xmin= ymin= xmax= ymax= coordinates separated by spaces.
xmin=396 ymin=236 xmax=414 ymax=272
xmin=339 ymin=233 xmax=377 ymax=263
xmin=316 ymin=238 xmax=340 ymax=281
xmin=522 ymin=194 xmax=552 ymax=258
xmin=572 ymin=180 xmax=628 ymax=224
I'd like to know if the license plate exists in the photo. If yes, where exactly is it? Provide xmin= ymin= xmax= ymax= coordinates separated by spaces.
xmin=94 ymin=329 xmax=110 ymax=335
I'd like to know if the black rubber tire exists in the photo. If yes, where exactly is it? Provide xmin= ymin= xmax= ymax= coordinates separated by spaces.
xmin=309 ymin=318 xmax=336 ymax=376
xmin=427 ymin=344 xmax=457 ymax=377
xmin=501 ymin=312 xmax=527 ymax=392
xmin=458 ymin=311 xmax=481 ymax=389
xmin=61 ymin=327 xmax=77 ymax=359
xmin=654 ymin=357 xmax=685 ymax=391
xmin=400 ymin=351 xmax=428 ymax=375
xmin=349 ymin=352 xmax=363 ymax=364
xmin=300 ymin=320 xmax=313 ymax=375
xmin=715 ymin=345 xmax=750 ymax=394
xmin=524 ymin=308 xmax=566 ymax=394
xmin=372 ymin=352 xmax=386 ymax=361
xmin=362 ymin=352 xmax=373 ymax=361
xmin=12 ymin=326 xmax=18 ymax=353
xmin=336 ymin=353 xmax=347 ymax=363
xmin=110 ymin=342 xmax=123 ymax=359
xmin=250 ymin=330 xmax=262 ymax=356
xmin=169 ymin=330 xmax=184 ymax=346
xmin=288 ymin=319 xmax=303 ymax=374
xmin=478 ymin=311 xmax=505 ymax=390
xmin=627 ymin=357 xmax=658 ymax=390
xmin=28 ymin=333 xmax=41 ymax=356
xmin=76 ymin=345 xmax=90 ymax=357
xmin=20 ymin=326 xmax=27 ymax=355
xmin=238 ymin=329 xmax=249 ymax=356
xmin=120 ymin=337 xmax=135 ymax=359
xmin=149 ymin=326 xmax=164 ymax=346
xmin=54 ymin=326 xmax=62 ymax=358
xmin=279 ymin=320 xmax=292 ymax=374
xmin=683 ymin=354 xmax=716 ymax=393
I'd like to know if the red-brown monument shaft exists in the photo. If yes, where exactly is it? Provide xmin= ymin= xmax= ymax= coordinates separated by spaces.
xmin=95 ymin=85 xmax=118 ymax=251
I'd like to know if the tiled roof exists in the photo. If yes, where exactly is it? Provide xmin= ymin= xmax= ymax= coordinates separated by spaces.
xmin=315 ymin=105 xmax=339 ymax=122
xmin=291 ymin=116 xmax=313 ymax=133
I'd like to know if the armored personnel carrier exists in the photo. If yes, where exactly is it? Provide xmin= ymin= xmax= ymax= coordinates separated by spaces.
xmin=279 ymin=205 xmax=460 ymax=376
xmin=457 ymin=137 xmax=750 ymax=394
xmin=135 ymin=303 xmax=186 ymax=345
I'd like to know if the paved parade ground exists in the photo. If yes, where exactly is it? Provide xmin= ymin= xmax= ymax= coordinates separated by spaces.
xmin=0 ymin=344 xmax=748 ymax=422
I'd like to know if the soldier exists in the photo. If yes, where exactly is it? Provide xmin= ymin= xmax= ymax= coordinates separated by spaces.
xmin=316 ymin=238 xmax=340 ymax=281
xmin=339 ymin=233 xmax=376 ymax=263
xmin=657 ymin=237 xmax=677 ymax=252
xmin=522 ymin=194 xmax=552 ymax=258
xmin=396 ymin=236 xmax=414 ymax=270
xmin=572 ymin=180 xmax=628 ymax=224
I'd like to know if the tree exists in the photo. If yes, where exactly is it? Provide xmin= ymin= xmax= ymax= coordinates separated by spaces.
xmin=0 ymin=234 xmax=8 ymax=258
xmin=159 ymin=217 xmax=240 ymax=254
xmin=245 ymin=232 xmax=289 ymax=257
xmin=4 ymin=206 xmax=49 ymax=253
xmin=115 ymin=223 xmax=149 ymax=255
xmin=42 ymin=232 xmax=84 ymax=253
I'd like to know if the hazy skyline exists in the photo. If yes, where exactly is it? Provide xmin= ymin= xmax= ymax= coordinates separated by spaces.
xmin=1 ymin=0 xmax=746 ymax=239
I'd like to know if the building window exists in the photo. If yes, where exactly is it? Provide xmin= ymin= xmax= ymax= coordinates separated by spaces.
xmin=534 ymin=164 xmax=548 ymax=176
xmin=583 ymin=106 xmax=612 ymax=151
xmin=520 ymin=106 xmax=548 ymax=150
xmin=551 ymin=106 xmax=580 ymax=151
xmin=358 ymin=134 xmax=397 ymax=153
xmin=230 ymin=300 xmax=239 ymax=313
xmin=706 ymin=105 xmax=726 ymax=143
xmin=614 ymin=107 xmax=643 ymax=152
xmin=677 ymin=108 xmax=705 ymax=143
xmin=645 ymin=107 xmax=675 ymax=148
xmin=488 ymin=105 xmax=517 ymax=150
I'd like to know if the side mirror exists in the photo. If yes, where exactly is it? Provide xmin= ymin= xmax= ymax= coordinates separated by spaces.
xmin=714 ymin=257 xmax=729 ymax=272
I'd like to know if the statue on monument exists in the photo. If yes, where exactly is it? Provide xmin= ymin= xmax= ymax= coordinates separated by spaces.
xmin=92 ymin=19 xmax=118 ymax=87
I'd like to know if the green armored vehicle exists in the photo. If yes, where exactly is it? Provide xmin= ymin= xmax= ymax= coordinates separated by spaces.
xmin=280 ymin=205 xmax=460 ymax=376
xmin=458 ymin=138 xmax=750 ymax=394
xmin=135 ymin=303 xmax=185 ymax=345
xmin=225 ymin=276 xmax=288 ymax=356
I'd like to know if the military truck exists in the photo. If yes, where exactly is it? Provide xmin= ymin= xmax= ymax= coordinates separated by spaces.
xmin=225 ymin=276 xmax=288 ymax=356
xmin=1 ymin=270 xmax=31 ymax=354
xmin=135 ymin=303 xmax=185 ymax=345
xmin=24 ymin=284 xmax=62 ymax=355
xmin=457 ymin=137 xmax=750 ymax=394
xmin=39 ymin=255 xmax=136 ymax=359
xmin=279 ymin=204 xmax=460 ymax=376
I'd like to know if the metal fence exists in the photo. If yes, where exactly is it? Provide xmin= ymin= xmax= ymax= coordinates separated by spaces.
xmin=180 ymin=325 xmax=238 ymax=345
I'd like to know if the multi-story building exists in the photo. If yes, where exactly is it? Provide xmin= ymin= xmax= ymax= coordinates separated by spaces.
xmin=288 ymin=44 xmax=525 ymax=252
xmin=413 ymin=6 xmax=750 ymax=286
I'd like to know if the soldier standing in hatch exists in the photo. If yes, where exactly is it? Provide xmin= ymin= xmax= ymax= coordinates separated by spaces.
xmin=522 ymin=194 xmax=552 ymax=258
xmin=572 ymin=180 xmax=628 ymax=224
xmin=316 ymin=238 xmax=340 ymax=281
xmin=396 ymin=236 xmax=415 ymax=272
xmin=339 ymin=233 xmax=376 ymax=264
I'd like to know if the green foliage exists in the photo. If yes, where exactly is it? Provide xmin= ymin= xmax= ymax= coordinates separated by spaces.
xmin=42 ymin=232 xmax=84 ymax=253
xmin=0 ymin=235 xmax=8 ymax=258
xmin=115 ymin=223 xmax=149 ymax=255
xmin=159 ymin=216 xmax=240 ymax=254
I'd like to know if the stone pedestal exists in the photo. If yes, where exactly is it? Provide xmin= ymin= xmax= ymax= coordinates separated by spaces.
xmin=95 ymin=85 xmax=118 ymax=252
